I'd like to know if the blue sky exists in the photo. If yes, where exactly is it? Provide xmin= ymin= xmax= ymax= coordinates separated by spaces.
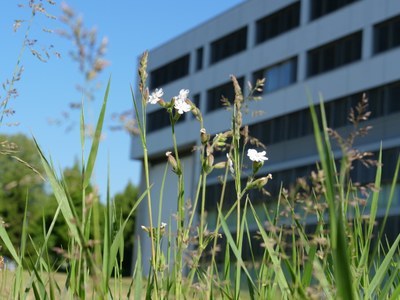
xmin=0 ymin=0 xmax=243 ymax=198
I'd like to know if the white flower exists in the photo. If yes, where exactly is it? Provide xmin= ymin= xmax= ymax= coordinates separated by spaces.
xmin=174 ymin=91 xmax=191 ymax=114
xmin=175 ymin=100 xmax=191 ymax=114
xmin=176 ymin=89 xmax=189 ymax=102
xmin=160 ymin=222 xmax=167 ymax=229
xmin=226 ymin=153 xmax=234 ymax=174
xmin=247 ymin=149 xmax=268 ymax=162
xmin=148 ymin=88 xmax=163 ymax=104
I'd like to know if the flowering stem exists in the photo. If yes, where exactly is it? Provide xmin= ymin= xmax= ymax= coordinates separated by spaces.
xmin=169 ymin=116 xmax=185 ymax=298
xmin=141 ymin=139 xmax=161 ymax=296
xmin=0 ymin=8 xmax=35 ymax=125
xmin=142 ymin=145 xmax=158 ymax=278
xmin=169 ymin=116 xmax=185 ymax=228
xmin=199 ymin=171 xmax=207 ymax=248
xmin=232 ymin=106 xmax=242 ymax=245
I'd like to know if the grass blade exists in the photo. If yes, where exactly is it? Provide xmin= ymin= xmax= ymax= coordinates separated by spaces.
xmin=105 ymin=187 xmax=148 ymax=279
xmin=366 ymin=234 xmax=400 ymax=298
xmin=218 ymin=205 xmax=256 ymax=293
xmin=33 ymin=137 xmax=82 ymax=246
xmin=0 ymin=221 xmax=21 ymax=267
xmin=249 ymin=201 xmax=289 ymax=294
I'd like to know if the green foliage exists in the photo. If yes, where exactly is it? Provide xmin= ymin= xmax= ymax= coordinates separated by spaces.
xmin=113 ymin=181 xmax=139 ymax=276
xmin=0 ymin=134 xmax=49 ymax=258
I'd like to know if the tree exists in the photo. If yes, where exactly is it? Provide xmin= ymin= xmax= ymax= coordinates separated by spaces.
xmin=0 ymin=134 xmax=49 ymax=257
xmin=113 ymin=181 xmax=138 ymax=276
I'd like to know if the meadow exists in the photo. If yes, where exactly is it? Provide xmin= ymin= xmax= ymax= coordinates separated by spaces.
xmin=0 ymin=49 xmax=399 ymax=299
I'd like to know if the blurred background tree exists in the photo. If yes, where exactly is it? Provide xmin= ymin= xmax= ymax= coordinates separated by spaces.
xmin=0 ymin=133 xmax=48 ymax=258
xmin=113 ymin=181 xmax=138 ymax=275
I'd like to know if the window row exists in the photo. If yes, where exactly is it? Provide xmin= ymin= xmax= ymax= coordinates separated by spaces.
xmin=208 ymin=213 xmax=400 ymax=263
xmin=147 ymin=78 xmax=400 ymax=133
xmin=249 ymin=80 xmax=400 ymax=146
xmin=149 ymin=10 xmax=400 ymax=89
xmin=207 ymin=21 xmax=398 ymax=113
xmin=205 ymin=146 xmax=400 ymax=211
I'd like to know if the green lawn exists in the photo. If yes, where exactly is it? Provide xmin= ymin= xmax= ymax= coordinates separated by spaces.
xmin=0 ymin=270 xmax=135 ymax=299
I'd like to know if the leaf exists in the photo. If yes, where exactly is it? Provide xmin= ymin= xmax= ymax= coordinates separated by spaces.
xmin=83 ymin=77 xmax=110 ymax=188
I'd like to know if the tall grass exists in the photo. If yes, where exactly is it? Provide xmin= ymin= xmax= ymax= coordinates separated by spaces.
xmin=1 ymin=52 xmax=399 ymax=299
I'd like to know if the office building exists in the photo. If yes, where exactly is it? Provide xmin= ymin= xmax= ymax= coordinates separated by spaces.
xmin=131 ymin=0 xmax=400 ymax=271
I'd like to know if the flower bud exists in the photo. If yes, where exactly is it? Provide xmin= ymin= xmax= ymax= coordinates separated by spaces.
xmin=252 ymin=161 xmax=263 ymax=175
xmin=203 ymin=153 xmax=214 ymax=174
xmin=166 ymin=151 xmax=181 ymax=174
xmin=157 ymin=98 xmax=166 ymax=107
xmin=226 ymin=153 xmax=235 ymax=174
xmin=200 ymin=128 xmax=209 ymax=145
xmin=208 ymin=153 xmax=214 ymax=167
xmin=191 ymin=106 xmax=203 ymax=122
xmin=213 ymin=161 xmax=227 ymax=169
xmin=247 ymin=174 xmax=273 ymax=190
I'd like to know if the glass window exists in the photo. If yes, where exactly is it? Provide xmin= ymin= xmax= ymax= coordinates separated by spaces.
xmin=255 ymin=2 xmax=300 ymax=44
xmin=195 ymin=47 xmax=203 ymax=71
xmin=210 ymin=27 xmax=247 ymax=64
xmin=254 ymin=57 xmax=297 ymax=93
xmin=150 ymin=54 xmax=190 ymax=89
xmin=310 ymin=0 xmax=361 ymax=21
xmin=272 ymin=116 xmax=287 ymax=143
xmin=287 ymin=111 xmax=301 ymax=139
xmin=206 ymin=77 xmax=244 ymax=112
xmin=388 ymin=82 xmax=400 ymax=113
xmin=307 ymin=31 xmax=362 ymax=77
xmin=374 ymin=15 xmax=400 ymax=54
xmin=147 ymin=107 xmax=185 ymax=133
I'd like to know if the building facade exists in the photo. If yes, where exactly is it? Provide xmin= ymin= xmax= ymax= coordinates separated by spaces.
xmin=131 ymin=0 xmax=400 ymax=271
